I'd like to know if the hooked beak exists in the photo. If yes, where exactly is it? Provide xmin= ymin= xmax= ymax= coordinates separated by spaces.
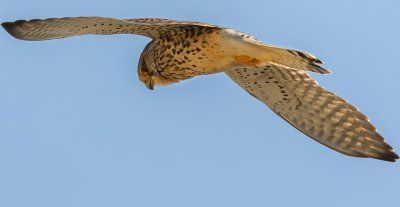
xmin=145 ymin=78 xmax=154 ymax=90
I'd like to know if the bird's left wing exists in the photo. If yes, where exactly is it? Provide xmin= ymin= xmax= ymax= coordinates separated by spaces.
xmin=225 ymin=65 xmax=398 ymax=162
xmin=2 ymin=16 xmax=222 ymax=41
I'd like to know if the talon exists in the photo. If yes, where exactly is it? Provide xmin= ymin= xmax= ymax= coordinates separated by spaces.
xmin=235 ymin=55 xmax=260 ymax=66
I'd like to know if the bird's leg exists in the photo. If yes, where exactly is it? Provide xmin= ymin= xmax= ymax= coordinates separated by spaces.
xmin=235 ymin=55 xmax=260 ymax=66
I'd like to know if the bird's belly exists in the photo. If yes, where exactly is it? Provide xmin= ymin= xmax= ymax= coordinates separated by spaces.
xmin=179 ymin=51 xmax=237 ymax=75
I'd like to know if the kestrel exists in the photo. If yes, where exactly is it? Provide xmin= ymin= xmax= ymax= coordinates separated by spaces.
xmin=2 ymin=17 xmax=398 ymax=162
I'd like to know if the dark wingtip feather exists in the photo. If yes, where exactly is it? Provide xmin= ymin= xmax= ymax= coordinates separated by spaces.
xmin=315 ymin=59 xmax=324 ymax=64
xmin=376 ymin=150 xmax=399 ymax=162
xmin=2 ymin=21 xmax=23 ymax=40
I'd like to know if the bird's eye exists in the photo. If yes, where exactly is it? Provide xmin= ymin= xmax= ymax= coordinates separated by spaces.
xmin=141 ymin=62 xmax=149 ymax=73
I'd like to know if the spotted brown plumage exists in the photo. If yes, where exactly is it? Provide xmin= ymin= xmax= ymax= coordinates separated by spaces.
xmin=226 ymin=66 xmax=398 ymax=161
xmin=2 ymin=16 xmax=397 ymax=162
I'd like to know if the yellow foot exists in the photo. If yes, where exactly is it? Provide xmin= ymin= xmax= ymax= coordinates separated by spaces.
xmin=235 ymin=55 xmax=260 ymax=66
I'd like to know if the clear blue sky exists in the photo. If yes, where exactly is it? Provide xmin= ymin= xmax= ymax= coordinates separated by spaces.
xmin=1 ymin=0 xmax=400 ymax=206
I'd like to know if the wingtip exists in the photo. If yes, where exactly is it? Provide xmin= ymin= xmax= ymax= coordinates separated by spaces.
xmin=315 ymin=64 xmax=331 ymax=75
xmin=2 ymin=21 xmax=22 ymax=40
xmin=375 ymin=150 xmax=399 ymax=162
xmin=315 ymin=59 xmax=324 ymax=64
xmin=325 ymin=69 xmax=332 ymax=74
xmin=2 ymin=21 xmax=14 ymax=31
xmin=387 ymin=151 xmax=399 ymax=161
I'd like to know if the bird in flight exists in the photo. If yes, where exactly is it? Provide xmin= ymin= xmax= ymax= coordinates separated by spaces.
xmin=2 ymin=16 xmax=398 ymax=162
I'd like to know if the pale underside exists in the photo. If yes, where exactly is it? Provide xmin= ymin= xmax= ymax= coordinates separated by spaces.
xmin=226 ymin=66 xmax=398 ymax=161
xmin=2 ymin=16 xmax=398 ymax=161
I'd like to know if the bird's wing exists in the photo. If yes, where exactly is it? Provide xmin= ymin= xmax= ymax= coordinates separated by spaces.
xmin=1 ymin=16 xmax=222 ymax=41
xmin=225 ymin=65 xmax=398 ymax=162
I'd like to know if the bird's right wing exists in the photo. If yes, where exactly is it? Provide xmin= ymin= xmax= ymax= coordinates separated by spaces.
xmin=1 ymin=16 xmax=222 ymax=41
xmin=225 ymin=65 xmax=398 ymax=162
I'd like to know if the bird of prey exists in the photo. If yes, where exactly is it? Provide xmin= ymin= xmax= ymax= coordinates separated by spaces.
xmin=2 ymin=16 xmax=398 ymax=162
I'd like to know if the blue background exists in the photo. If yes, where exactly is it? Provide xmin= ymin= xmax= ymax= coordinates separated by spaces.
xmin=1 ymin=0 xmax=399 ymax=206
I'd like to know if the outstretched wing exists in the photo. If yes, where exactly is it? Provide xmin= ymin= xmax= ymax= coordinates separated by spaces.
xmin=225 ymin=65 xmax=399 ymax=162
xmin=1 ymin=16 xmax=222 ymax=41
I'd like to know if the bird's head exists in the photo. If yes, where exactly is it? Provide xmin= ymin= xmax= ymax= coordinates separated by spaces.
xmin=138 ymin=41 xmax=176 ymax=90
xmin=137 ymin=41 xmax=157 ymax=90
xmin=138 ymin=55 xmax=155 ymax=90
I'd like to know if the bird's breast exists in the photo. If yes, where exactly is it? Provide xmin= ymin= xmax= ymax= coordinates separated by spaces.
xmin=152 ymin=28 xmax=240 ymax=82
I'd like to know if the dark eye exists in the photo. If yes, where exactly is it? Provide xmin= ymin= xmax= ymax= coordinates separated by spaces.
xmin=141 ymin=62 xmax=149 ymax=73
